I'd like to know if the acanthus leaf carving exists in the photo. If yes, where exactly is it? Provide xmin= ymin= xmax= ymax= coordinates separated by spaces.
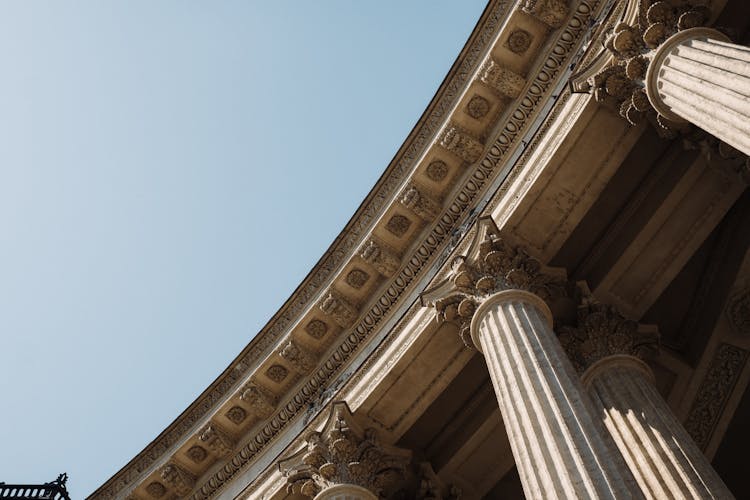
xmin=416 ymin=462 xmax=462 ymax=500
xmin=319 ymin=290 xmax=358 ymax=328
xmin=438 ymin=124 xmax=484 ymax=163
xmin=160 ymin=463 xmax=195 ymax=497
xmin=557 ymin=300 xmax=659 ymax=374
xmin=586 ymin=1 xmax=711 ymax=132
xmin=399 ymin=183 xmax=441 ymax=221
xmin=279 ymin=339 xmax=317 ymax=375
xmin=199 ymin=422 xmax=235 ymax=458
xmin=360 ymin=238 xmax=401 ymax=278
xmin=684 ymin=343 xmax=749 ymax=449
xmin=279 ymin=402 xmax=411 ymax=498
xmin=421 ymin=217 xmax=569 ymax=348
xmin=479 ymin=58 xmax=526 ymax=99
xmin=521 ymin=0 xmax=569 ymax=28
xmin=240 ymin=380 xmax=277 ymax=420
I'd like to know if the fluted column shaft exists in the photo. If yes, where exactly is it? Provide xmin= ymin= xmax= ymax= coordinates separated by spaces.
xmin=646 ymin=27 xmax=750 ymax=155
xmin=314 ymin=484 xmax=378 ymax=500
xmin=470 ymin=290 xmax=636 ymax=499
xmin=583 ymin=356 xmax=734 ymax=499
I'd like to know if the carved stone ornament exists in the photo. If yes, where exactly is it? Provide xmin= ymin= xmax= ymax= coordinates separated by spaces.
xmin=160 ymin=462 xmax=195 ymax=497
xmin=726 ymin=287 xmax=750 ymax=336
xmin=425 ymin=160 xmax=449 ymax=182
xmin=199 ymin=422 xmax=235 ymax=458
xmin=186 ymin=445 xmax=208 ymax=464
xmin=684 ymin=343 xmax=749 ymax=449
xmin=240 ymin=380 xmax=277 ymax=419
xmin=345 ymin=268 xmax=371 ymax=289
xmin=421 ymin=217 xmax=569 ymax=347
xmin=399 ymin=183 xmax=441 ymax=221
xmin=225 ymin=405 xmax=247 ymax=425
xmin=385 ymin=214 xmax=412 ymax=237
xmin=479 ymin=59 xmax=526 ymax=99
xmin=558 ymin=302 xmax=659 ymax=373
xmin=305 ymin=319 xmax=329 ymax=339
xmin=360 ymin=238 xmax=400 ymax=278
xmin=416 ymin=462 xmax=462 ymax=500
xmin=438 ymin=124 xmax=484 ymax=163
xmin=466 ymin=94 xmax=491 ymax=119
xmin=279 ymin=401 xmax=412 ymax=498
xmin=505 ymin=29 xmax=533 ymax=54
xmin=521 ymin=0 xmax=569 ymax=28
xmin=319 ymin=290 xmax=358 ymax=328
xmin=266 ymin=364 xmax=289 ymax=383
xmin=279 ymin=339 xmax=317 ymax=375
xmin=145 ymin=482 xmax=167 ymax=499
xmin=586 ymin=0 xmax=711 ymax=133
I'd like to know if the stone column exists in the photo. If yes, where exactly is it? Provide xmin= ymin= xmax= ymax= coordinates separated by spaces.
xmin=421 ymin=218 xmax=637 ymax=499
xmin=278 ymin=401 xmax=411 ymax=499
xmin=586 ymin=3 xmax=750 ymax=158
xmin=313 ymin=483 xmax=377 ymax=500
xmin=560 ymin=305 xmax=734 ymax=499
xmin=646 ymin=28 xmax=750 ymax=156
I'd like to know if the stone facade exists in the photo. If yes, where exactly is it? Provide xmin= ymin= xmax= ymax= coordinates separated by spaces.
xmin=90 ymin=1 xmax=750 ymax=499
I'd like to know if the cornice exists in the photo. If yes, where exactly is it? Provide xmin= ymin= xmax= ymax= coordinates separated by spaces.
xmin=91 ymin=0 xmax=606 ymax=498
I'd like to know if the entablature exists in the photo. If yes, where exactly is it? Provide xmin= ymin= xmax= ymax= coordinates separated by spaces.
xmin=91 ymin=1 xmax=619 ymax=498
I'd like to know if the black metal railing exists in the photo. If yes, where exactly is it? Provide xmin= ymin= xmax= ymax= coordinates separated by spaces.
xmin=0 ymin=474 xmax=71 ymax=500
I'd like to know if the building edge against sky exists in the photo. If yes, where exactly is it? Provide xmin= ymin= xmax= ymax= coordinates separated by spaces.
xmin=91 ymin=0 xmax=750 ymax=498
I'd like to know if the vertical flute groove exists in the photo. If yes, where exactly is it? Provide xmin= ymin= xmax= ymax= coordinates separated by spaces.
xmin=475 ymin=293 xmax=635 ymax=499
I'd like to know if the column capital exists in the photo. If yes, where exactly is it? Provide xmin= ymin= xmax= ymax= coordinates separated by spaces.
xmin=558 ymin=302 xmax=659 ymax=374
xmin=279 ymin=401 xmax=411 ymax=499
xmin=420 ymin=216 xmax=568 ymax=348
xmin=470 ymin=289 xmax=553 ymax=353
xmin=585 ymin=1 xmax=714 ymax=131
xmin=645 ymin=27 xmax=730 ymax=121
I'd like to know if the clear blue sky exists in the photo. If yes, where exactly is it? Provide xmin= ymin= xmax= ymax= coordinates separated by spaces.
xmin=0 ymin=2 xmax=487 ymax=497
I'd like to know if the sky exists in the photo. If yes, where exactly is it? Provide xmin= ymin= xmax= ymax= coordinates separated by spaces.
xmin=0 ymin=2 xmax=488 ymax=497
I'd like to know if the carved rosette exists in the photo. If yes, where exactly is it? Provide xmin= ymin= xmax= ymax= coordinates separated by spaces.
xmin=279 ymin=402 xmax=411 ymax=498
xmin=586 ymin=0 xmax=711 ymax=132
xmin=558 ymin=303 xmax=659 ymax=374
xmin=421 ymin=217 xmax=569 ymax=347
xmin=160 ymin=463 xmax=195 ymax=497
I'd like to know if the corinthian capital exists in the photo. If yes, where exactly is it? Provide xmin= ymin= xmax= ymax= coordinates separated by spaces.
xmin=585 ymin=1 xmax=712 ymax=130
xmin=279 ymin=401 xmax=411 ymax=498
xmin=558 ymin=302 xmax=659 ymax=374
xmin=420 ymin=217 xmax=569 ymax=347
